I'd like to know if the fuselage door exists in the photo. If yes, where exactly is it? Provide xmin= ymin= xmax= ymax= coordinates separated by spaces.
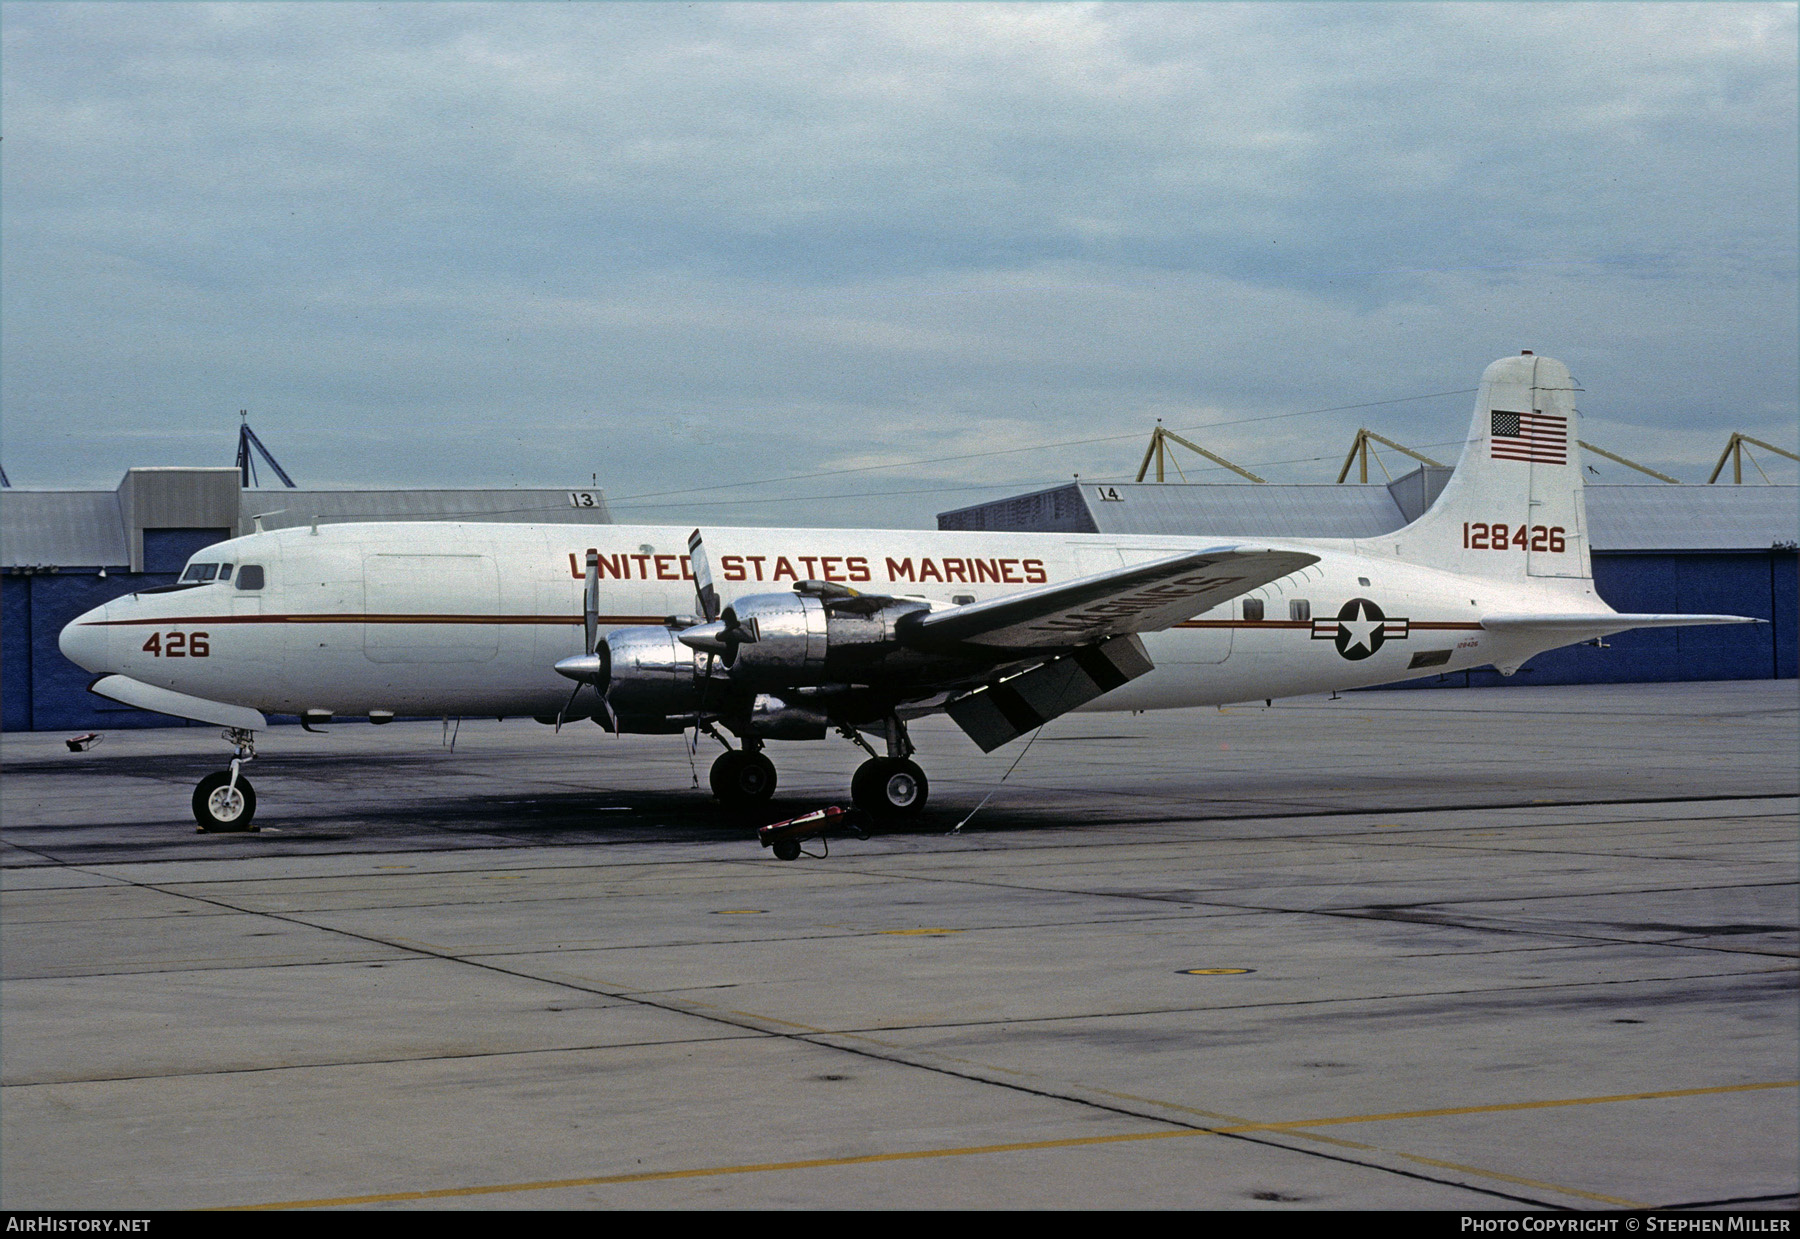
xmin=363 ymin=553 xmax=501 ymax=664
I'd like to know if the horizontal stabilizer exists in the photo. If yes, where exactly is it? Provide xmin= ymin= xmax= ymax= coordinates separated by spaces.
xmin=1481 ymin=613 xmax=1762 ymax=640
xmin=946 ymin=635 xmax=1154 ymax=752
xmin=88 ymin=675 xmax=267 ymax=730
xmin=907 ymin=547 xmax=1318 ymax=652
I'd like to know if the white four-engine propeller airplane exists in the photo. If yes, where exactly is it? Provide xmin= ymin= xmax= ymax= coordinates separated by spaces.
xmin=60 ymin=353 xmax=1757 ymax=835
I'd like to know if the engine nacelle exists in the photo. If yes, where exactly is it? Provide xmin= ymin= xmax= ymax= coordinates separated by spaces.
xmin=603 ymin=625 xmax=706 ymax=717
xmin=719 ymin=592 xmax=910 ymax=686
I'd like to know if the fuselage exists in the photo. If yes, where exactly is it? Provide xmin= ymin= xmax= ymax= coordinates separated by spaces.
xmin=59 ymin=520 xmax=1602 ymax=723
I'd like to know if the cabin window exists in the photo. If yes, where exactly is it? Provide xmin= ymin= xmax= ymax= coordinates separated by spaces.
xmin=1242 ymin=598 xmax=1264 ymax=622
xmin=236 ymin=565 xmax=265 ymax=590
xmin=1357 ymin=577 xmax=1370 ymax=587
xmin=1289 ymin=599 xmax=1311 ymax=623
xmin=180 ymin=563 xmax=219 ymax=583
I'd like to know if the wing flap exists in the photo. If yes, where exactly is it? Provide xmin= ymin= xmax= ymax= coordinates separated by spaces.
xmin=905 ymin=547 xmax=1319 ymax=651
xmin=946 ymin=635 xmax=1154 ymax=752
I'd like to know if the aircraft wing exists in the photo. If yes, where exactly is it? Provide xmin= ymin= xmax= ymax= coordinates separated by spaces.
xmin=902 ymin=547 xmax=1320 ymax=652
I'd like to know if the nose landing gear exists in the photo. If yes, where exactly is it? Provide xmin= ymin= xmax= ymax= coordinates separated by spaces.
xmin=194 ymin=729 xmax=259 ymax=832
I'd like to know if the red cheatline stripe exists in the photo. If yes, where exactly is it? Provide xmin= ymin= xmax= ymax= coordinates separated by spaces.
xmin=85 ymin=615 xmax=1489 ymax=632
xmin=79 ymin=615 xmax=662 ymax=627
xmin=1175 ymin=620 xmax=1312 ymax=629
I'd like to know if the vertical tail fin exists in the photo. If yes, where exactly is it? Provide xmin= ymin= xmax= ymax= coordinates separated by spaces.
xmin=1390 ymin=353 xmax=1591 ymax=584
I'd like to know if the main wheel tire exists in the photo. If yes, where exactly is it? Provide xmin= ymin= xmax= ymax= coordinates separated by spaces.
xmin=193 ymin=771 xmax=257 ymax=832
xmin=851 ymin=758 xmax=929 ymax=818
xmin=709 ymin=750 xmax=777 ymax=806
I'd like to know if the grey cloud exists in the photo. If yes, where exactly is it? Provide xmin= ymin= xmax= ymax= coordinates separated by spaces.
xmin=2 ymin=2 xmax=1793 ymax=523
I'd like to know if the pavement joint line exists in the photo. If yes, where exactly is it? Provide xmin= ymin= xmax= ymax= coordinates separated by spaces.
xmin=780 ymin=870 xmax=1798 ymax=956
xmin=10 ymin=723 xmax=1793 ymax=1208
xmin=0 ymin=1031 xmax=767 ymax=1088
xmin=850 ymin=829 xmax=1800 ymax=873
xmin=222 ymin=1081 xmax=1795 ymax=1211
xmin=30 ymin=863 xmax=1768 ymax=1210
xmin=5 ymin=793 xmax=1793 ymax=872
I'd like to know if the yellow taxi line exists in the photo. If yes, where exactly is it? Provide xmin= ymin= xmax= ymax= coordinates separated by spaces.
xmin=227 ymin=1079 xmax=1796 ymax=1210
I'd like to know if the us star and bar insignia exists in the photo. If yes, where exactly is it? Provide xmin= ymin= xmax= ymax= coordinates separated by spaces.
xmin=1311 ymin=598 xmax=1409 ymax=660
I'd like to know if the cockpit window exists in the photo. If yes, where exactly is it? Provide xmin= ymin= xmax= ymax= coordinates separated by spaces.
xmin=181 ymin=563 xmax=220 ymax=583
xmin=219 ymin=564 xmax=233 ymax=581
xmin=236 ymin=565 xmax=265 ymax=591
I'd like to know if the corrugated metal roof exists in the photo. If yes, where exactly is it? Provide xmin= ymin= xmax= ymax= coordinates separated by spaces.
xmin=1 ymin=480 xmax=613 ymax=566
xmin=241 ymin=489 xmax=612 ymax=533
xmin=1585 ymin=486 xmax=1799 ymax=551
xmin=0 ymin=491 xmax=129 ymax=567
xmin=938 ymin=485 xmax=1096 ymax=533
xmin=939 ymin=481 xmax=1798 ymax=552
xmin=1086 ymin=483 xmax=1406 ymax=538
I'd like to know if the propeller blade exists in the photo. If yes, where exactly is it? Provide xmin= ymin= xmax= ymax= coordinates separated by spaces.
xmin=688 ymin=529 xmax=720 ymax=623
xmin=554 ymin=680 xmax=586 ymax=733
xmin=583 ymin=549 xmax=600 ymax=655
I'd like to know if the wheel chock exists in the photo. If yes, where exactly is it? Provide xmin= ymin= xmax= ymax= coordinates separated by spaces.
xmin=758 ymin=805 xmax=860 ymax=860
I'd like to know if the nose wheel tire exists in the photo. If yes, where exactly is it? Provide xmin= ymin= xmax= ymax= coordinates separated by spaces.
xmin=193 ymin=771 xmax=257 ymax=832
xmin=710 ymin=750 xmax=777 ymax=807
xmin=851 ymin=757 xmax=928 ymax=818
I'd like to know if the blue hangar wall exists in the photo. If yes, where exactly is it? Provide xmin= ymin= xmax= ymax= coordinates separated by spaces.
xmin=3 ymin=529 xmax=228 ymax=733
xmin=1386 ymin=550 xmax=1796 ymax=690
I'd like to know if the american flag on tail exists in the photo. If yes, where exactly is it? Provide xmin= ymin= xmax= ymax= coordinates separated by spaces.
xmin=1490 ymin=410 xmax=1568 ymax=464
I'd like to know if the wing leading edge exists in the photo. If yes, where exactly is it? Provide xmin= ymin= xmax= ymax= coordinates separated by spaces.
xmin=902 ymin=547 xmax=1321 ymax=652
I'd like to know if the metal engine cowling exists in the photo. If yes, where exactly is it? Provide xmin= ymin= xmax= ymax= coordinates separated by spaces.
xmin=691 ymin=590 xmax=936 ymax=687
xmin=603 ymin=626 xmax=707 ymax=717
xmin=721 ymin=594 xmax=828 ymax=678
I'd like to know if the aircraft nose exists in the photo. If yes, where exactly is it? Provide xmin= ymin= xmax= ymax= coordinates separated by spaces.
xmin=58 ymin=604 xmax=113 ymax=673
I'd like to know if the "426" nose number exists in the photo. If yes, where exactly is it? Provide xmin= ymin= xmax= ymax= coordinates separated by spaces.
xmin=141 ymin=631 xmax=210 ymax=657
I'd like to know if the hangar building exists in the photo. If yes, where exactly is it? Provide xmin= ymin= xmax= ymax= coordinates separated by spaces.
xmin=940 ymin=469 xmax=1798 ymax=689
xmin=2 ymin=469 xmax=612 ymax=731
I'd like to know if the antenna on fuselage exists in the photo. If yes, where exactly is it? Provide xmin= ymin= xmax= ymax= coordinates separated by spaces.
xmin=236 ymin=411 xmax=298 ymax=488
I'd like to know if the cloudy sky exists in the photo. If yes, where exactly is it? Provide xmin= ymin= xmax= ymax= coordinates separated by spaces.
xmin=4 ymin=2 xmax=1795 ymax=527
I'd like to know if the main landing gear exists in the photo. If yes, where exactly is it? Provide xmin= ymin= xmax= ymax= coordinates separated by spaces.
xmin=844 ymin=716 xmax=929 ymax=819
xmin=707 ymin=715 xmax=932 ymax=821
xmin=194 ymin=729 xmax=258 ymax=832
xmin=851 ymin=757 xmax=928 ymax=817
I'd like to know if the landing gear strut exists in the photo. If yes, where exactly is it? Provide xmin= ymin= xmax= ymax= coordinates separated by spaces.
xmin=194 ymin=729 xmax=258 ymax=832
xmin=710 ymin=738 xmax=777 ymax=808
xmin=847 ymin=715 xmax=929 ymax=818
